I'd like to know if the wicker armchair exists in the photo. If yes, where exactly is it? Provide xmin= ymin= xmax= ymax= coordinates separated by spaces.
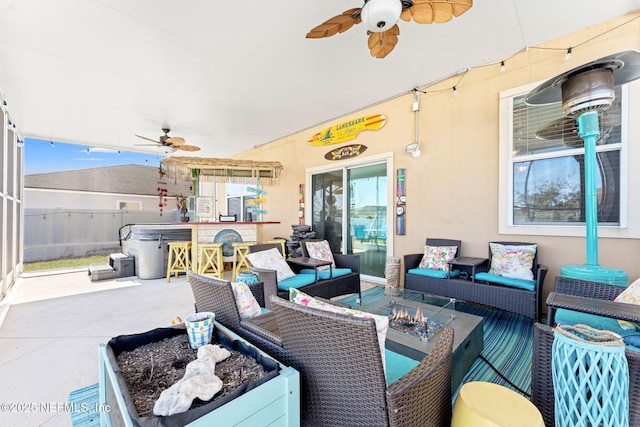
xmin=270 ymin=296 xmax=454 ymax=427
xmin=187 ymin=271 xmax=288 ymax=363
xmin=299 ymin=238 xmax=361 ymax=299
xmin=249 ymin=241 xmax=361 ymax=302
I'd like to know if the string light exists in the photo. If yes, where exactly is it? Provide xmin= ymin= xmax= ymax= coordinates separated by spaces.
xmin=413 ymin=14 xmax=640 ymax=96
xmin=50 ymin=141 xmax=55 ymax=148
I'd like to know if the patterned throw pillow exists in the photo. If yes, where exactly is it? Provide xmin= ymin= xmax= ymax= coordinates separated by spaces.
xmin=418 ymin=245 xmax=457 ymax=272
xmin=246 ymin=248 xmax=296 ymax=282
xmin=614 ymin=278 xmax=640 ymax=331
xmin=290 ymin=288 xmax=388 ymax=373
xmin=305 ymin=240 xmax=335 ymax=271
xmin=488 ymin=243 xmax=536 ymax=280
xmin=231 ymin=281 xmax=262 ymax=319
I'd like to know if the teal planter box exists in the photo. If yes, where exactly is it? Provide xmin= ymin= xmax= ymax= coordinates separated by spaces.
xmin=98 ymin=322 xmax=300 ymax=426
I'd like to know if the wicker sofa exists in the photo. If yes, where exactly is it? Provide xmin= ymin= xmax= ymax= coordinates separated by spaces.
xmin=249 ymin=241 xmax=361 ymax=302
xmin=531 ymin=276 xmax=640 ymax=426
xmin=404 ymin=239 xmax=547 ymax=320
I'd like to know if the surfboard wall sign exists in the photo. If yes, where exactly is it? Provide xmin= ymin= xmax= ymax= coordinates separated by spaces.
xmin=324 ymin=144 xmax=367 ymax=161
xmin=396 ymin=168 xmax=406 ymax=235
xmin=309 ymin=114 xmax=386 ymax=146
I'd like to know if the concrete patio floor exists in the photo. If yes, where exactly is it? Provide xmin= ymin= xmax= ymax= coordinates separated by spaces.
xmin=0 ymin=269 xmax=195 ymax=427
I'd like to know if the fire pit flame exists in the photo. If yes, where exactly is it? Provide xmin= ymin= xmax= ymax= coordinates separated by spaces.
xmin=391 ymin=306 xmax=423 ymax=324
xmin=387 ymin=304 xmax=444 ymax=342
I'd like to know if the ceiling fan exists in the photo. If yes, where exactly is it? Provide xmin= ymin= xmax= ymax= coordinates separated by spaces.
xmin=135 ymin=128 xmax=201 ymax=152
xmin=306 ymin=0 xmax=473 ymax=58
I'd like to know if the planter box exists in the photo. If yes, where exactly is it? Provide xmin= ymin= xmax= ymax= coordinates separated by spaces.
xmin=98 ymin=322 xmax=300 ymax=427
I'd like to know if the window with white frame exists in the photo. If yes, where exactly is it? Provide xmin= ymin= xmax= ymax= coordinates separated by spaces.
xmin=118 ymin=200 xmax=141 ymax=210
xmin=498 ymin=82 xmax=629 ymax=238
xmin=226 ymin=183 xmax=257 ymax=221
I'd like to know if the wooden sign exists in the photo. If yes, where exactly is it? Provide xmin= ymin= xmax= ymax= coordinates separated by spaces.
xmin=324 ymin=144 xmax=367 ymax=161
xmin=247 ymin=185 xmax=267 ymax=218
xmin=246 ymin=186 xmax=267 ymax=195
xmin=309 ymin=114 xmax=386 ymax=146
xmin=246 ymin=207 xmax=268 ymax=215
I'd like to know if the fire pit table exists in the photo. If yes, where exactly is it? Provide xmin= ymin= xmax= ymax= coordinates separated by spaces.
xmin=346 ymin=288 xmax=483 ymax=391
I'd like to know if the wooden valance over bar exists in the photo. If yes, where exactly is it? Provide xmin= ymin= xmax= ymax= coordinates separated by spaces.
xmin=161 ymin=156 xmax=283 ymax=184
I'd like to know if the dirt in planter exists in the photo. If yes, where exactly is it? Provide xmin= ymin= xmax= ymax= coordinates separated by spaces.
xmin=116 ymin=334 xmax=268 ymax=417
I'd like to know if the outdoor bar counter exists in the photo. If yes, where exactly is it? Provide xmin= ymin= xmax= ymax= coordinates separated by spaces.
xmin=172 ymin=221 xmax=281 ymax=263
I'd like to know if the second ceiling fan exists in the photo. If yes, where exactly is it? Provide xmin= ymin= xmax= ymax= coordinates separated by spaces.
xmin=135 ymin=128 xmax=201 ymax=152
xmin=306 ymin=0 xmax=472 ymax=58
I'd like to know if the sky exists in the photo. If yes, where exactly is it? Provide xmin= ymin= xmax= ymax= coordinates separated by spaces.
xmin=24 ymin=138 xmax=167 ymax=175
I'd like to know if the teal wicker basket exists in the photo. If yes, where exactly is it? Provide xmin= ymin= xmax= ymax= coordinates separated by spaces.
xmin=552 ymin=324 xmax=629 ymax=427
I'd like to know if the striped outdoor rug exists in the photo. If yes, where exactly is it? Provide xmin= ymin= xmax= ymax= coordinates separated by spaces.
xmin=338 ymin=286 xmax=534 ymax=398
xmin=454 ymin=301 xmax=533 ymax=398
xmin=69 ymin=286 xmax=534 ymax=426
xmin=68 ymin=383 xmax=100 ymax=427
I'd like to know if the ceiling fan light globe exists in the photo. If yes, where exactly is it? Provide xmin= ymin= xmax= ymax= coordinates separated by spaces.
xmin=361 ymin=0 xmax=402 ymax=33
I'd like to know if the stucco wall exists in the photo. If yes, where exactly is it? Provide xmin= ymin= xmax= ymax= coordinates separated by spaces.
xmin=233 ymin=13 xmax=640 ymax=301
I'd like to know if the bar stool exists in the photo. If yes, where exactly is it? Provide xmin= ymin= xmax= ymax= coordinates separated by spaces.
xmin=266 ymin=239 xmax=286 ymax=256
xmin=451 ymin=381 xmax=544 ymax=427
xmin=232 ymin=242 xmax=254 ymax=281
xmin=166 ymin=241 xmax=192 ymax=283
xmin=197 ymin=242 xmax=224 ymax=279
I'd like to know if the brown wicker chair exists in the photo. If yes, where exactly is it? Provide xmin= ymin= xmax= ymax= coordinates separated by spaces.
xmin=187 ymin=270 xmax=287 ymax=363
xmin=270 ymin=295 xmax=454 ymax=427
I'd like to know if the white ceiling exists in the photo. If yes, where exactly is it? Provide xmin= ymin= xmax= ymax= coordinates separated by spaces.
xmin=1 ymin=0 xmax=639 ymax=158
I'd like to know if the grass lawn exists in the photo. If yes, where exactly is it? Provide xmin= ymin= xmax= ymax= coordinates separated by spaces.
xmin=23 ymin=255 xmax=110 ymax=272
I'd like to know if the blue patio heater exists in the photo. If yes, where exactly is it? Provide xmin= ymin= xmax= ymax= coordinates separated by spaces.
xmin=525 ymin=50 xmax=640 ymax=286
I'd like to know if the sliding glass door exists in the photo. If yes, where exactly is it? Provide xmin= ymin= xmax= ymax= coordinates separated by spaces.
xmin=310 ymin=160 xmax=388 ymax=279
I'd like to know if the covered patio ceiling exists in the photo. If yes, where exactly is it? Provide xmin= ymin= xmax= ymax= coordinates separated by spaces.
xmin=1 ymin=1 xmax=639 ymax=158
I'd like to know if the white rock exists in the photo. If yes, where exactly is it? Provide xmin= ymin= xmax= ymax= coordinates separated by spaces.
xmin=153 ymin=344 xmax=231 ymax=416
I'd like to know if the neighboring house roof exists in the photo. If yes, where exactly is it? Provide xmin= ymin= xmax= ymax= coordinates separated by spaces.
xmin=25 ymin=164 xmax=192 ymax=196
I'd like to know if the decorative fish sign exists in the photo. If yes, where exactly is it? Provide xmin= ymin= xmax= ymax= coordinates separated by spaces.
xmin=309 ymin=114 xmax=386 ymax=146
xmin=324 ymin=144 xmax=368 ymax=161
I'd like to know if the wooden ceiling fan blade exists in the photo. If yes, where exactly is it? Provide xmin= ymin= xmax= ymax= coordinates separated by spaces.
xmin=368 ymin=25 xmax=399 ymax=59
xmin=167 ymin=136 xmax=185 ymax=146
xmin=177 ymin=145 xmax=201 ymax=152
xmin=451 ymin=0 xmax=473 ymax=17
xmin=306 ymin=8 xmax=361 ymax=38
xmin=399 ymin=8 xmax=415 ymax=22
xmin=403 ymin=0 xmax=473 ymax=24
xmin=429 ymin=0 xmax=472 ymax=22
xmin=135 ymin=134 xmax=161 ymax=144
xmin=134 ymin=143 xmax=162 ymax=146
xmin=410 ymin=3 xmax=436 ymax=24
